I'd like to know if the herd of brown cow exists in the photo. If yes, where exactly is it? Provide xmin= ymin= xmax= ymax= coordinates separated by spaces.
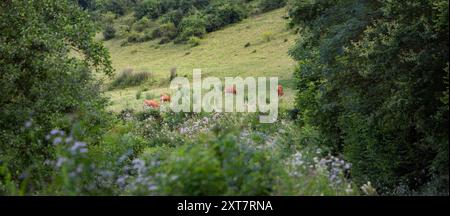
xmin=144 ymin=94 xmax=171 ymax=109
xmin=144 ymin=85 xmax=284 ymax=109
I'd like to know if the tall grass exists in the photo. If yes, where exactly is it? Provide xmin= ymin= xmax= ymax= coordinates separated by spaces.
xmin=109 ymin=68 xmax=151 ymax=90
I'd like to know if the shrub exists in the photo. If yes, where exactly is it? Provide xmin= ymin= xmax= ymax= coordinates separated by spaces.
xmin=123 ymin=113 xmax=357 ymax=196
xmin=178 ymin=12 xmax=206 ymax=42
xmin=158 ymin=22 xmax=178 ymax=39
xmin=101 ymin=12 xmax=116 ymax=27
xmin=188 ymin=36 xmax=201 ymax=47
xmin=177 ymin=0 xmax=210 ymax=12
xmin=203 ymin=1 xmax=247 ymax=32
xmin=141 ymin=29 xmax=155 ymax=41
xmin=160 ymin=9 xmax=184 ymax=27
xmin=134 ymin=0 xmax=167 ymax=20
xmin=159 ymin=37 xmax=171 ymax=44
xmin=116 ymin=24 xmax=132 ymax=36
xmin=151 ymin=22 xmax=178 ymax=40
xmin=103 ymin=25 xmax=116 ymax=40
xmin=127 ymin=32 xmax=144 ymax=43
xmin=132 ymin=17 xmax=153 ymax=32
xmin=259 ymin=0 xmax=286 ymax=12
xmin=109 ymin=68 xmax=151 ymax=90
xmin=104 ymin=0 xmax=127 ymax=16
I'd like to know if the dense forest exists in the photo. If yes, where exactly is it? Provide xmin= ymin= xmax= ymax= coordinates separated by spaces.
xmin=0 ymin=0 xmax=448 ymax=195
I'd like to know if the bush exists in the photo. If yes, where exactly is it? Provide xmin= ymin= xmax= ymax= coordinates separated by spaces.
xmin=101 ymin=12 xmax=116 ymax=27
xmin=103 ymin=25 xmax=116 ymax=40
xmin=259 ymin=0 xmax=286 ymax=12
xmin=141 ymin=29 xmax=155 ymax=41
xmin=109 ymin=68 xmax=151 ymax=90
xmin=152 ymin=22 xmax=178 ymax=41
xmin=126 ymin=32 xmax=144 ymax=43
xmin=121 ymin=113 xmax=357 ymax=196
xmin=134 ymin=0 xmax=167 ymax=20
xmin=204 ymin=1 xmax=247 ymax=32
xmin=132 ymin=17 xmax=153 ymax=32
xmin=188 ymin=36 xmax=201 ymax=47
xmin=158 ymin=22 xmax=178 ymax=39
xmin=178 ymin=12 xmax=206 ymax=42
xmin=104 ymin=0 xmax=127 ymax=16
xmin=160 ymin=9 xmax=184 ymax=27
xmin=115 ymin=24 xmax=132 ymax=36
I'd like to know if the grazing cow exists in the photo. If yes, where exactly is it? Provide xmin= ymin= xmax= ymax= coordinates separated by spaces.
xmin=160 ymin=94 xmax=171 ymax=103
xmin=225 ymin=85 xmax=237 ymax=94
xmin=278 ymin=85 xmax=284 ymax=97
xmin=144 ymin=99 xmax=160 ymax=109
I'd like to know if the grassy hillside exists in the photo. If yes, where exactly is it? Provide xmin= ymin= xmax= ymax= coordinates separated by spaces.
xmin=103 ymin=8 xmax=298 ymax=112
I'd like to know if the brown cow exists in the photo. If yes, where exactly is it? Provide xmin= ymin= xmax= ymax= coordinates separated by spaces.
xmin=225 ymin=85 xmax=237 ymax=94
xmin=160 ymin=94 xmax=171 ymax=103
xmin=144 ymin=99 xmax=160 ymax=109
xmin=278 ymin=85 xmax=284 ymax=97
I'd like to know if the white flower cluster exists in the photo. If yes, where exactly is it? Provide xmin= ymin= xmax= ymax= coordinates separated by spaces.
xmin=178 ymin=113 xmax=223 ymax=137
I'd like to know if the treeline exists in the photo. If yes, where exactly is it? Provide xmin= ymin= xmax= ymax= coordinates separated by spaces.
xmin=78 ymin=0 xmax=286 ymax=45
xmin=288 ymin=0 xmax=449 ymax=194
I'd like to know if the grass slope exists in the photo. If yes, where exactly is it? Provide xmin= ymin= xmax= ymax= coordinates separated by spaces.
xmin=104 ymin=8 xmax=298 ymax=112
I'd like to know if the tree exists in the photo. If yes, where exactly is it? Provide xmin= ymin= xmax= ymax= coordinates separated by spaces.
xmin=0 ymin=0 xmax=113 ymax=182
xmin=103 ymin=25 xmax=117 ymax=40
xmin=259 ymin=0 xmax=286 ymax=12
xmin=204 ymin=0 xmax=247 ymax=32
xmin=288 ymin=0 xmax=449 ymax=193
xmin=178 ymin=12 xmax=207 ymax=42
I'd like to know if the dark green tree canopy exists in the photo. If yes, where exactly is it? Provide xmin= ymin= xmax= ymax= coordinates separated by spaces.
xmin=288 ymin=0 xmax=449 ymax=193
xmin=0 ymin=0 xmax=113 ymax=175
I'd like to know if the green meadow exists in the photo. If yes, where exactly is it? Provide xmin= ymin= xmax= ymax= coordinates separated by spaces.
xmin=103 ymin=9 xmax=297 ymax=112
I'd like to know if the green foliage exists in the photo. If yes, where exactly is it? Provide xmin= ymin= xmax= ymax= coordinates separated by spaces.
xmin=134 ymin=0 xmax=171 ymax=20
xmin=129 ymin=112 xmax=357 ymax=196
xmin=101 ymin=0 xmax=134 ymax=16
xmin=0 ymin=0 xmax=113 ymax=185
xmin=130 ymin=0 xmax=250 ymax=43
xmin=102 ymin=1 xmax=124 ymax=15
xmin=178 ymin=12 xmax=207 ymax=42
xmin=127 ymin=32 xmax=144 ymax=43
xmin=0 ymin=106 xmax=357 ymax=195
xmin=288 ymin=0 xmax=449 ymax=193
xmin=109 ymin=69 xmax=152 ymax=90
xmin=101 ymin=11 xmax=116 ymax=26
xmin=152 ymin=22 xmax=178 ymax=40
xmin=203 ymin=1 xmax=248 ymax=32
xmin=143 ymin=92 xmax=157 ymax=100
xmin=259 ymin=0 xmax=286 ymax=12
xmin=160 ymin=9 xmax=185 ymax=27
xmin=103 ymin=25 xmax=117 ymax=40
xmin=132 ymin=17 xmax=153 ymax=32
xmin=188 ymin=36 xmax=201 ymax=47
